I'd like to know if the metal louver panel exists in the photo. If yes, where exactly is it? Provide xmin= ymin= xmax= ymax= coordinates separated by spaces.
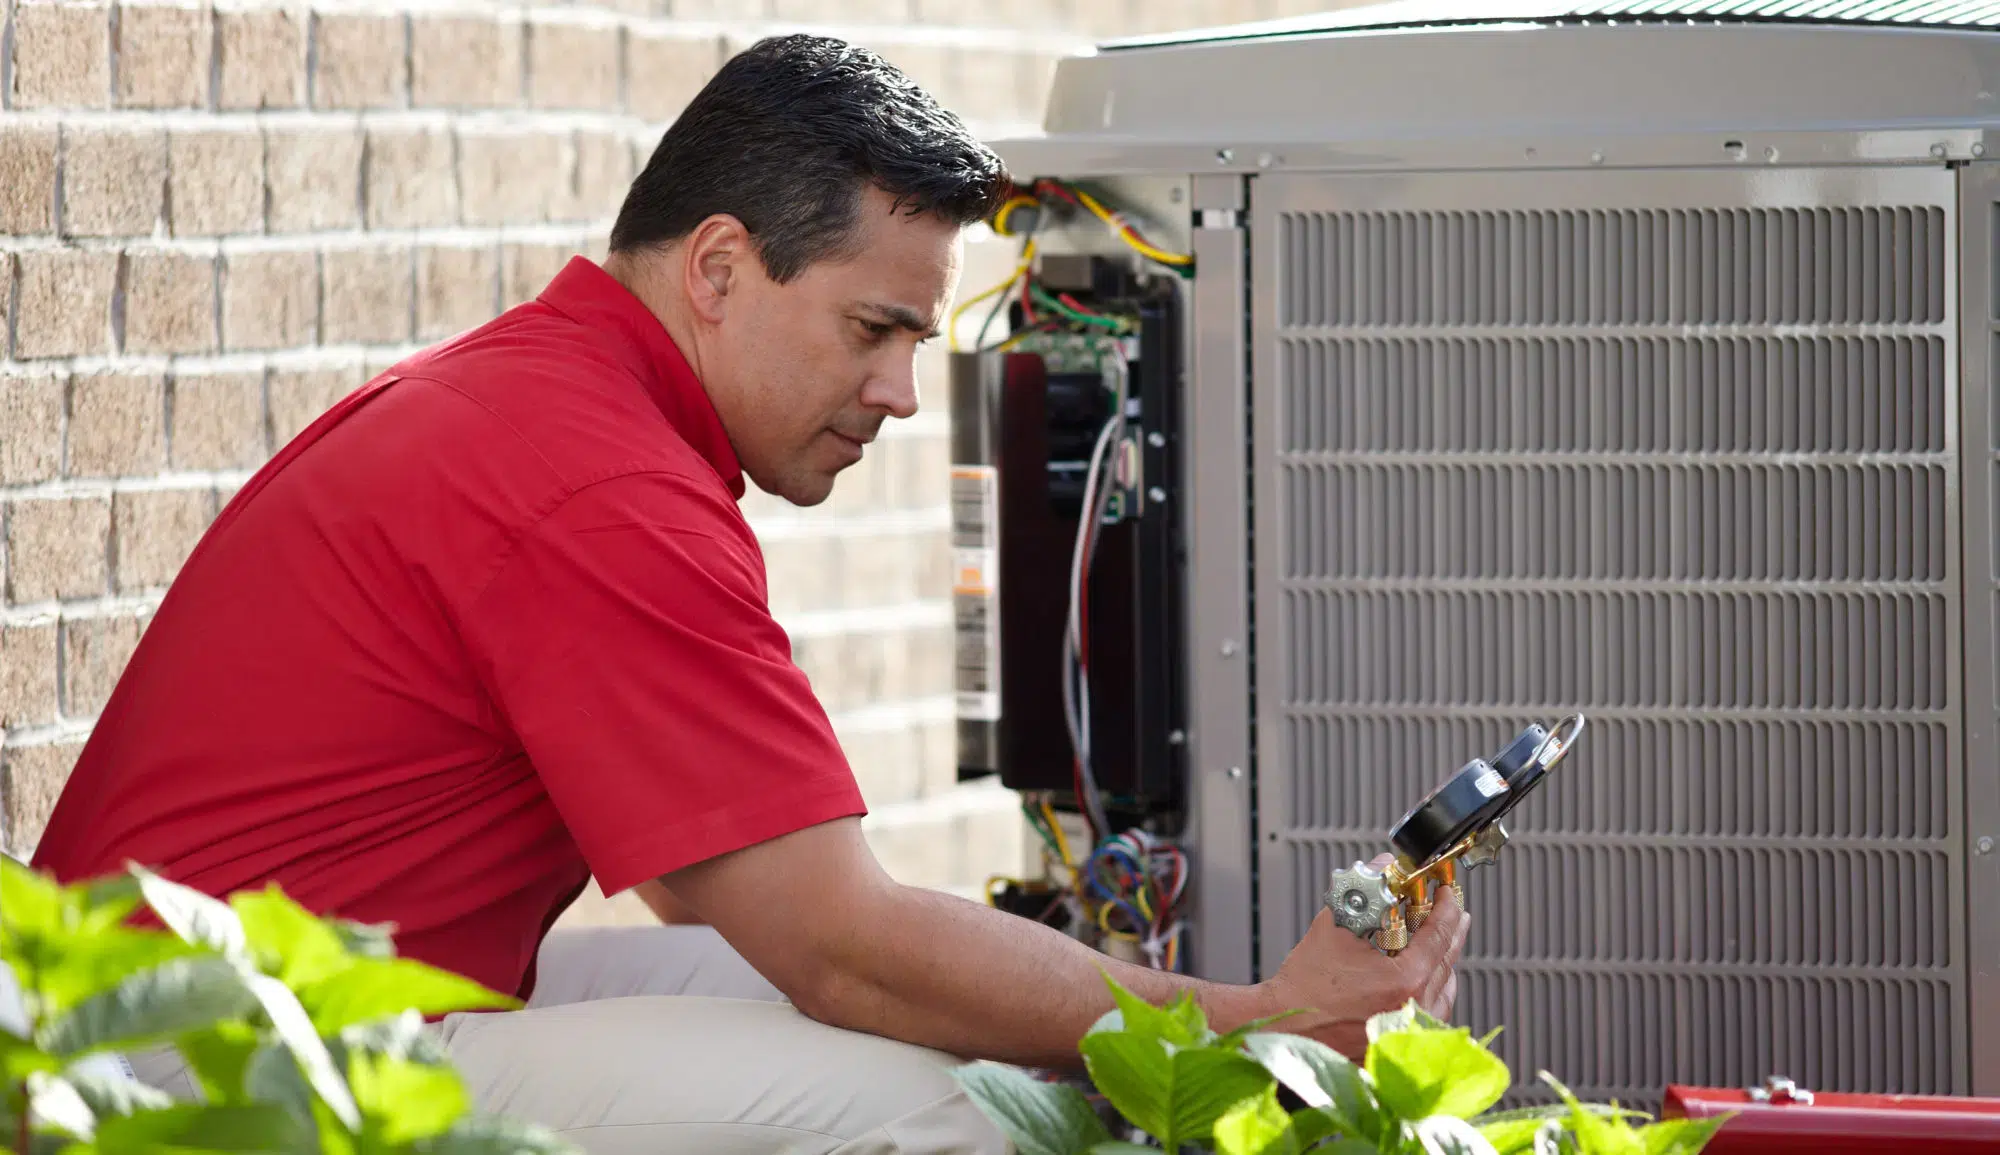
xmin=1249 ymin=167 xmax=1964 ymax=1106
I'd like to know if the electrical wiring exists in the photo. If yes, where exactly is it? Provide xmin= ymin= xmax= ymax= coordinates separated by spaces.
xmin=963 ymin=184 xmax=1196 ymax=973
xmin=1059 ymin=338 xmax=1128 ymax=843
xmin=1081 ymin=830 xmax=1189 ymax=970
xmin=1030 ymin=178 xmax=1194 ymax=272
xmin=949 ymin=238 xmax=1037 ymax=352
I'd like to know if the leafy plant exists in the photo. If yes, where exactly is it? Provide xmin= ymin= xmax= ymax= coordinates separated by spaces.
xmin=1 ymin=856 xmax=579 ymax=1154
xmin=955 ymin=974 xmax=1732 ymax=1155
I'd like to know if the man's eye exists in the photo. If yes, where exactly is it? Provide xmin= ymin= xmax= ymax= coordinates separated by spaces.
xmin=859 ymin=320 xmax=893 ymax=339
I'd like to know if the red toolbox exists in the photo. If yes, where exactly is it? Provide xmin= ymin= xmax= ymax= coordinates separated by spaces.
xmin=1662 ymin=1076 xmax=2000 ymax=1152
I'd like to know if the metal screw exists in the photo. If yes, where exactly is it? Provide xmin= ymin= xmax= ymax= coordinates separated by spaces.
xmin=1215 ymin=148 xmax=1234 ymax=164
xmin=1219 ymin=639 xmax=1239 ymax=657
xmin=1148 ymin=486 xmax=1167 ymax=503
xmin=1764 ymin=146 xmax=1779 ymax=162
xmin=1590 ymin=150 xmax=1605 ymax=165
xmin=1980 ymin=837 xmax=1994 ymax=855
xmin=1978 ymin=142 xmax=1990 ymax=158
xmin=1227 ymin=766 xmax=1243 ymax=779
xmin=1933 ymin=143 xmax=1949 ymax=158
xmin=1257 ymin=153 xmax=1274 ymax=168
xmin=1167 ymin=729 xmax=1186 ymax=746
xmin=1147 ymin=431 xmax=1166 ymax=448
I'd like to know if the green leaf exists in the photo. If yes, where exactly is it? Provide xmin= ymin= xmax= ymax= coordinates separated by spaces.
xmin=2 ymin=1028 xmax=62 ymax=1081
xmin=330 ymin=920 xmax=397 ymax=961
xmin=337 ymin=1010 xmax=451 ymax=1068
xmin=1101 ymin=972 xmax=1209 ymax=1047
xmin=1479 ymin=1118 xmax=1549 ymax=1155
xmin=1413 ymin=1114 xmax=1503 ymax=1154
xmin=1540 ymin=1074 xmax=1642 ymax=1155
xmin=172 ymin=1021 xmax=263 ymax=1106
xmin=40 ymin=956 xmax=258 ymax=1058
xmin=1080 ymin=1032 xmax=1274 ymax=1152
xmin=243 ymin=1041 xmax=315 ymax=1124
xmin=411 ymin=1115 xmax=582 ymax=1155
xmin=1477 ymin=1098 xmax=1655 ymax=1155
xmin=129 ymin=867 xmax=246 ymax=959
xmin=1637 ymin=1115 xmax=1732 ymax=1155
xmin=60 ymin=1064 xmax=175 ymax=1119
xmin=33 ymin=929 xmax=198 ymax=1021
xmin=1239 ymin=1032 xmax=1372 ymax=1124
xmin=1213 ymin=1009 xmax=1306 ymax=1051
xmin=1367 ymin=1025 xmax=1510 ymax=1119
xmin=1087 ymin=1145 xmax=1159 ymax=1155
xmin=350 ymin=1052 xmax=468 ymax=1144
xmin=92 ymin=1103 xmax=304 ymax=1154
xmin=1366 ymin=1002 xmax=1450 ymax=1045
xmin=953 ymin=1062 xmax=1110 ymax=1155
xmin=75 ymin=875 xmax=144 ymax=925
xmin=241 ymin=971 xmax=360 ymax=1131
xmin=0 ymin=856 xmax=65 ymax=942
xmin=25 ymin=1070 xmax=98 ymax=1139
xmin=1213 ymin=1084 xmax=1295 ymax=1155
xmin=0 ymin=1098 xmax=76 ymax=1155
xmin=301 ymin=959 xmax=517 ymax=1034
xmin=230 ymin=887 xmax=352 ymax=990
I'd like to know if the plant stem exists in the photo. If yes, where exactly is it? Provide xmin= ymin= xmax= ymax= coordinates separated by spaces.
xmin=15 ymin=1082 xmax=28 ymax=1155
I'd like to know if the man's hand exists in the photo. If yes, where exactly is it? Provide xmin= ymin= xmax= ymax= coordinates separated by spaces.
xmin=1260 ymin=896 xmax=1467 ymax=1059
xmin=657 ymin=817 xmax=1468 ymax=1069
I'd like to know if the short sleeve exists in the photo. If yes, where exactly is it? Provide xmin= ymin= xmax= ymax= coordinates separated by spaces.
xmin=462 ymin=472 xmax=866 ymax=897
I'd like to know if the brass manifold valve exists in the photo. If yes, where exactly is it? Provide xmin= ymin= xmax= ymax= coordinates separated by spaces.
xmin=1324 ymin=715 xmax=1586 ymax=954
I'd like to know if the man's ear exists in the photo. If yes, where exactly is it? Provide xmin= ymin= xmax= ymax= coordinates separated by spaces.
xmin=682 ymin=213 xmax=752 ymax=325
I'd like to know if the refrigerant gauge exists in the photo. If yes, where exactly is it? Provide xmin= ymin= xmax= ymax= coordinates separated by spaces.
xmin=1324 ymin=715 xmax=1585 ymax=954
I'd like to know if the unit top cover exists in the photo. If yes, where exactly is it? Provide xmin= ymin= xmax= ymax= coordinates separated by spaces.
xmin=1105 ymin=0 xmax=2000 ymax=50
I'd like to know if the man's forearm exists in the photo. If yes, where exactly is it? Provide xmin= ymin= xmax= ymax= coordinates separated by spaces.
xmin=795 ymin=882 xmax=1268 ymax=1069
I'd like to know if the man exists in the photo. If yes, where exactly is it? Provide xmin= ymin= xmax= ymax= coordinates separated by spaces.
xmin=30 ymin=33 xmax=1466 ymax=1153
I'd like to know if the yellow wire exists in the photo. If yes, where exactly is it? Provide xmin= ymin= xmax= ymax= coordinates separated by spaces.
xmin=947 ymin=239 xmax=1037 ymax=352
xmin=991 ymin=194 xmax=1039 ymax=237
xmin=1039 ymin=798 xmax=1074 ymax=868
xmin=1072 ymin=186 xmax=1193 ymax=267
xmin=1096 ymin=902 xmax=1140 ymax=942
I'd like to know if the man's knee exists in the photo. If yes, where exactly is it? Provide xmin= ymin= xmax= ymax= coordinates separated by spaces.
xmin=440 ymin=996 xmax=1011 ymax=1154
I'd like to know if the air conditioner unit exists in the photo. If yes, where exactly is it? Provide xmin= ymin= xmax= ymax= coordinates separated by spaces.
xmin=953 ymin=0 xmax=2000 ymax=1107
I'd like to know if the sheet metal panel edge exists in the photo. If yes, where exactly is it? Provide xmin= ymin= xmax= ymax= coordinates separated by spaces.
xmin=1958 ymin=159 xmax=2000 ymax=1098
xmin=1248 ymin=163 xmax=1968 ymax=1098
xmin=1184 ymin=177 xmax=1259 ymax=985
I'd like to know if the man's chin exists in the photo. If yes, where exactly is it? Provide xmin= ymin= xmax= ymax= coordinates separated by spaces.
xmin=758 ymin=471 xmax=837 ymax=508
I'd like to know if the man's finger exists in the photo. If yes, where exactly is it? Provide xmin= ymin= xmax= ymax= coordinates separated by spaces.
xmin=1427 ymin=971 xmax=1458 ymax=1021
xmin=1400 ymin=895 xmax=1465 ymax=974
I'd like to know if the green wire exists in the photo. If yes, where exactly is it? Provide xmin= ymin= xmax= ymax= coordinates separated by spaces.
xmin=1029 ymin=284 xmax=1128 ymax=333
xmin=1022 ymin=801 xmax=1063 ymax=861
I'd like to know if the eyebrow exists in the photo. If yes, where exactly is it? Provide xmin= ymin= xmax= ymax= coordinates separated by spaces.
xmin=857 ymin=302 xmax=942 ymax=340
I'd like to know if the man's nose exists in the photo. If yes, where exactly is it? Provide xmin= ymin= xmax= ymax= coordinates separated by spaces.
xmin=863 ymin=359 xmax=921 ymax=420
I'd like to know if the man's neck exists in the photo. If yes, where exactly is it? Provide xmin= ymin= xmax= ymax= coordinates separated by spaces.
xmin=602 ymin=248 xmax=708 ymax=386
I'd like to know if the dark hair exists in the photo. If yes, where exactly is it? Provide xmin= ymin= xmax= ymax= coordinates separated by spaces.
xmin=609 ymin=34 xmax=1011 ymax=282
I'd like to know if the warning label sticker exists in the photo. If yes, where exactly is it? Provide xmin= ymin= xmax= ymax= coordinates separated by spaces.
xmin=951 ymin=465 xmax=1000 ymax=722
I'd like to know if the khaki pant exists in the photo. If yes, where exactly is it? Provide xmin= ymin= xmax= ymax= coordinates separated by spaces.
xmin=133 ymin=926 xmax=1012 ymax=1155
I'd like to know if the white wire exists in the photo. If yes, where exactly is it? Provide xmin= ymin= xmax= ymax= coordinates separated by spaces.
xmin=1062 ymin=339 xmax=1129 ymax=842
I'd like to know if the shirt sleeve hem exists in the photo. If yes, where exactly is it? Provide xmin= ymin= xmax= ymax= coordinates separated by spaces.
xmin=586 ymin=777 xmax=871 ymax=900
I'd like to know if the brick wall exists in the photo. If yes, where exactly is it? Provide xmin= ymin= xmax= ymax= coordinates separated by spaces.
xmin=0 ymin=0 xmax=1335 ymax=919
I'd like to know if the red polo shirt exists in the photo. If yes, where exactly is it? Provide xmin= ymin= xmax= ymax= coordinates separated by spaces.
xmin=31 ymin=257 xmax=867 ymax=999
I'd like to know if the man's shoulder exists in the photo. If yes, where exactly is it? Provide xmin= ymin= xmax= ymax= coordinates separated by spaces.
xmin=371 ymin=305 xmax=732 ymax=508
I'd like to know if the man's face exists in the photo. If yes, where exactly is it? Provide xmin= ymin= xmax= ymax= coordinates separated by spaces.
xmin=705 ymin=185 xmax=962 ymax=506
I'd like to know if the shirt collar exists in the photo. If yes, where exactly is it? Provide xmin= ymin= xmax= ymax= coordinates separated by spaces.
xmin=535 ymin=256 xmax=746 ymax=500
